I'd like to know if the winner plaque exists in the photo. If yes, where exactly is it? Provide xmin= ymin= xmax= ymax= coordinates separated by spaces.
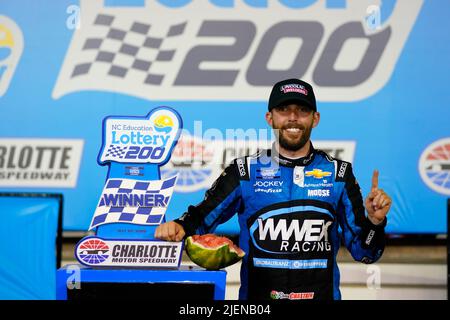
xmin=75 ymin=107 xmax=183 ymax=268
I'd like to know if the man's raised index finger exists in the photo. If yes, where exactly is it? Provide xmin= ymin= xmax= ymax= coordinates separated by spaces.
xmin=371 ymin=170 xmax=379 ymax=190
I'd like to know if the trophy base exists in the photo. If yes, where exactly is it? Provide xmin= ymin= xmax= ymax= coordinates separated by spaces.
xmin=57 ymin=264 xmax=227 ymax=300
xmin=74 ymin=236 xmax=183 ymax=268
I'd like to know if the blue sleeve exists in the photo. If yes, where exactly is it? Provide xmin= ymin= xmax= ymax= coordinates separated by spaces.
xmin=336 ymin=162 xmax=386 ymax=264
xmin=175 ymin=161 xmax=243 ymax=236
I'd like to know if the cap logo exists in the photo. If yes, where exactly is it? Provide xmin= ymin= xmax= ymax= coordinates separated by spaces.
xmin=280 ymin=84 xmax=308 ymax=95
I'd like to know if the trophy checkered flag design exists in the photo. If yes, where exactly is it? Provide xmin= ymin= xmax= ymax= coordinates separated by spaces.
xmin=104 ymin=144 xmax=128 ymax=158
xmin=89 ymin=176 xmax=177 ymax=230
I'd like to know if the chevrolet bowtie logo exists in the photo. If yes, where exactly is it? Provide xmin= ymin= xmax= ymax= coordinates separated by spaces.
xmin=305 ymin=169 xmax=332 ymax=179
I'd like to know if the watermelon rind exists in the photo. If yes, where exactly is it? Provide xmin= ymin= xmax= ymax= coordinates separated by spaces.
xmin=185 ymin=235 xmax=245 ymax=270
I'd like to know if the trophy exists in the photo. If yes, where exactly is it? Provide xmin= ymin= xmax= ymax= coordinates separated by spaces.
xmin=74 ymin=107 xmax=183 ymax=268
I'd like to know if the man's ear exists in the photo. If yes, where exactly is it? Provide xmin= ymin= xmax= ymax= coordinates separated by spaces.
xmin=265 ymin=111 xmax=273 ymax=127
xmin=312 ymin=112 xmax=320 ymax=128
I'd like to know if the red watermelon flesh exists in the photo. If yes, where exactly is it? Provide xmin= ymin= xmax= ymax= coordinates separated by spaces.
xmin=186 ymin=234 xmax=245 ymax=270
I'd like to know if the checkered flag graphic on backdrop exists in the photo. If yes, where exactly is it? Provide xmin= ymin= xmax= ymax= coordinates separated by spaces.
xmin=71 ymin=14 xmax=186 ymax=85
xmin=104 ymin=144 xmax=128 ymax=159
xmin=89 ymin=176 xmax=177 ymax=230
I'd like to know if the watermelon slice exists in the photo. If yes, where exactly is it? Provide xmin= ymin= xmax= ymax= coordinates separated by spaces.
xmin=185 ymin=234 xmax=245 ymax=270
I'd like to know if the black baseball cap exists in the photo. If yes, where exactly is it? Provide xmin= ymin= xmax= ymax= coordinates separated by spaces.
xmin=268 ymin=78 xmax=317 ymax=112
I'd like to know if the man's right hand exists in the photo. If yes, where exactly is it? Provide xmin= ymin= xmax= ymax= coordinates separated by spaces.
xmin=154 ymin=221 xmax=185 ymax=242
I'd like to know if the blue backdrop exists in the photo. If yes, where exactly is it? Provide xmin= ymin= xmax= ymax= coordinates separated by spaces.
xmin=0 ymin=0 xmax=448 ymax=234
xmin=0 ymin=195 xmax=59 ymax=299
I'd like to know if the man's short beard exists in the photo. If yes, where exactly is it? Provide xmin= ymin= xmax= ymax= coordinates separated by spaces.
xmin=278 ymin=126 xmax=312 ymax=151
xmin=273 ymin=118 xmax=314 ymax=152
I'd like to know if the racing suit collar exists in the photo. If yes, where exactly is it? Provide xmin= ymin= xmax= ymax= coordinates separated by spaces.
xmin=270 ymin=141 xmax=316 ymax=167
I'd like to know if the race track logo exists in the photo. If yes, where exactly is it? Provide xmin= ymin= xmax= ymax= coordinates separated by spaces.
xmin=161 ymin=135 xmax=355 ymax=192
xmin=76 ymin=238 xmax=110 ymax=265
xmin=0 ymin=138 xmax=84 ymax=187
xmin=160 ymin=134 xmax=215 ymax=192
xmin=161 ymin=134 xmax=273 ymax=192
xmin=53 ymin=0 xmax=423 ymax=102
xmin=75 ymin=236 xmax=183 ymax=268
xmin=419 ymin=138 xmax=450 ymax=196
xmin=0 ymin=16 xmax=23 ymax=97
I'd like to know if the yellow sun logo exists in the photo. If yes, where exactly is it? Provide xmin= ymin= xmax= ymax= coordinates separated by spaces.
xmin=154 ymin=115 xmax=174 ymax=133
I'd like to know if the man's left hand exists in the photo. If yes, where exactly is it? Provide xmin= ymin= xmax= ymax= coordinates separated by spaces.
xmin=364 ymin=170 xmax=392 ymax=225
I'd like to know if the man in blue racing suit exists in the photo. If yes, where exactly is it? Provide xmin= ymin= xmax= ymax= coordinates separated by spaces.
xmin=155 ymin=78 xmax=392 ymax=300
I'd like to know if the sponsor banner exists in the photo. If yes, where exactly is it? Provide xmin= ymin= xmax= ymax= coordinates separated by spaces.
xmin=256 ymin=168 xmax=280 ymax=180
xmin=336 ymin=162 xmax=348 ymax=180
xmin=253 ymin=258 xmax=327 ymax=270
xmin=98 ymin=107 xmax=182 ymax=165
xmin=305 ymin=168 xmax=332 ymax=179
xmin=53 ymin=0 xmax=423 ymax=102
xmin=161 ymin=134 xmax=270 ymax=192
xmin=419 ymin=137 xmax=450 ymax=196
xmin=294 ymin=166 xmax=335 ymax=189
xmin=1 ymin=0 xmax=448 ymax=234
xmin=253 ymin=180 xmax=283 ymax=194
xmin=89 ymin=175 xmax=177 ymax=230
xmin=271 ymin=290 xmax=314 ymax=300
xmin=75 ymin=236 xmax=183 ymax=268
xmin=307 ymin=189 xmax=331 ymax=197
xmin=124 ymin=165 xmax=144 ymax=177
xmin=0 ymin=138 xmax=84 ymax=187
xmin=250 ymin=208 xmax=334 ymax=255
xmin=0 ymin=15 xmax=23 ymax=97
xmin=161 ymin=134 xmax=355 ymax=192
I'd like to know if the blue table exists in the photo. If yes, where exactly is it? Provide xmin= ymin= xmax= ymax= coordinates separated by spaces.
xmin=57 ymin=264 xmax=227 ymax=300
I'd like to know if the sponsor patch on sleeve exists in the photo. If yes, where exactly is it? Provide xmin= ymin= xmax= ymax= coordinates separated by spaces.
xmin=235 ymin=157 xmax=250 ymax=181
xmin=335 ymin=161 xmax=349 ymax=182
